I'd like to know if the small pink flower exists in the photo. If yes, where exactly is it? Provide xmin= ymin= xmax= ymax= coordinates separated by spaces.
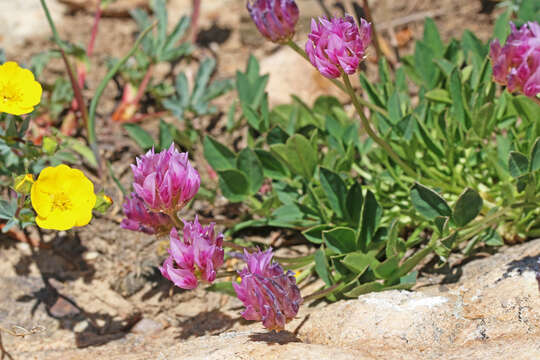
xmin=247 ymin=0 xmax=299 ymax=43
xmin=489 ymin=21 xmax=540 ymax=99
xmin=131 ymin=145 xmax=200 ymax=213
xmin=159 ymin=216 xmax=224 ymax=290
xmin=306 ymin=15 xmax=371 ymax=79
xmin=233 ymin=249 xmax=303 ymax=331
xmin=121 ymin=193 xmax=172 ymax=234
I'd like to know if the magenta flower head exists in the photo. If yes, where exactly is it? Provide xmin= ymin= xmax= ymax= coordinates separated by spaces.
xmin=233 ymin=248 xmax=303 ymax=331
xmin=131 ymin=144 xmax=200 ymax=214
xmin=121 ymin=193 xmax=172 ymax=234
xmin=247 ymin=0 xmax=299 ymax=43
xmin=306 ymin=15 xmax=371 ymax=79
xmin=489 ymin=21 xmax=540 ymax=99
xmin=159 ymin=216 xmax=224 ymax=290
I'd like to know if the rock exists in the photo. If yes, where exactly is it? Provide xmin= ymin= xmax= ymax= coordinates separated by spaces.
xmin=298 ymin=239 xmax=540 ymax=359
xmin=131 ymin=318 xmax=164 ymax=335
xmin=0 ymin=0 xmax=65 ymax=49
xmin=259 ymin=45 xmax=347 ymax=106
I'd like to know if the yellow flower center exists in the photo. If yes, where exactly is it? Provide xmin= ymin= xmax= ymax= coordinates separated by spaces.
xmin=0 ymin=82 xmax=23 ymax=104
xmin=52 ymin=192 xmax=72 ymax=212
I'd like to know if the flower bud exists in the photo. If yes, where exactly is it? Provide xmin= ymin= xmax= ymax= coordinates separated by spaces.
xmin=233 ymin=248 xmax=303 ymax=331
xmin=306 ymin=15 xmax=371 ymax=79
xmin=247 ymin=0 xmax=299 ymax=43
xmin=131 ymin=145 xmax=200 ymax=214
xmin=13 ymin=174 xmax=34 ymax=195
xmin=160 ymin=216 xmax=224 ymax=289
xmin=121 ymin=193 xmax=172 ymax=234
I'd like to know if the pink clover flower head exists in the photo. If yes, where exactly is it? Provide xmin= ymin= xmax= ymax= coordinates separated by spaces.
xmin=121 ymin=192 xmax=172 ymax=234
xmin=489 ymin=21 xmax=540 ymax=99
xmin=306 ymin=15 xmax=371 ymax=79
xmin=131 ymin=144 xmax=200 ymax=213
xmin=159 ymin=216 xmax=224 ymax=290
xmin=247 ymin=0 xmax=299 ymax=43
xmin=233 ymin=248 xmax=303 ymax=331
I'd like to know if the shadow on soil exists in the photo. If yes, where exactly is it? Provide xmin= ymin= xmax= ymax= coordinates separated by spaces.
xmin=11 ymin=231 xmax=142 ymax=348
xmin=175 ymin=309 xmax=237 ymax=339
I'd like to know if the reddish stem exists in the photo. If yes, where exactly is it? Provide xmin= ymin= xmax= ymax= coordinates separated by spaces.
xmin=60 ymin=49 xmax=89 ymax=129
xmin=191 ymin=0 xmax=201 ymax=43
xmin=133 ymin=65 xmax=154 ymax=105
xmin=87 ymin=2 xmax=102 ymax=57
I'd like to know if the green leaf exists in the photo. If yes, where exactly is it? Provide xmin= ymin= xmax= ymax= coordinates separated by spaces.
xmin=512 ymin=95 xmax=538 ymax=124
xmin=323 ymin=227 xmax=357 ymax=254
xmin=423 ymin=18 xmax=444 ymax=58
xmin=158 ymin=119 xmax=173 ymax=150
xmin=529 ymin=137 xmax=540 ymax=172
xmin=270 ymin=134 xmax=317 ymax=180
xmin=203 ymin=136 xmax=236 ymax=171
xmin=217 ymin=169 xmax=249 ymax=202
xmin=388 ymin=90 xmax=402 ymax=124
xmin=314 ymin=249 xmax=332 ymax=286
xmin=163 ymin=16 xmax=190 ymax=54
xmin=254 ymin=149 xmax=288 ymax=179
xmin=508 ymin=151 xmax=529 ymax=178
xmin=191 ymin=58 xmax=216 ymax=106
xmin=236 ymin=148 xmax=264 ymax=195
xmin=410 ymin=183 xmax=452 ymax=220
xmin=414 ymin=40 xmax=438 ymax=89
xmin=345 ymin=182 xmax=363 ymax=228
xmin=319 ymin=167 xmax=347 ymax=219
xmin=123 ymin=124 xmax=155 ymax=150
xmin=494 ymin=9 xmax=512 ymax=42
xmin=207 ymin=281 xmax=237 ymax=297
xmin=343 ymin=281 xmax=385 ymax=298
xmin=151 ymin=0 xmax=168 ymax=51
xmin=449 ymin=69 xmax=468 ymax=128
xmin=453 ymin=188 xmax=483 ymax=227
xmin=0 ymin=199 xmax=17 ymax=220
xmin=358 ymin=190 xmax=382 ymax=250
xmin=341 ymin=252 xmax=375 ymax=275
xmin=425 ymin=89 xmax=452 ymax=104
xmin=373 ymin=255 xmax=400 ymax=280
xmin=302 ymin=224 xmax=332 ymax=244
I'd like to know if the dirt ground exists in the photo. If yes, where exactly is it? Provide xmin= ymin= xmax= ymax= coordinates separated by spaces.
xmin=0 ymin=0 xmax=507 ymax=357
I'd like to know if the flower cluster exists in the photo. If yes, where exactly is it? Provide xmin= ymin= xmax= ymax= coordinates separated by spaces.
xmin=131 ymin=144 xmax=200 ymax=214
xmin=160 ymin=217 xmax=224 ymax=289
xmin=489 ymin=21 xmax=540 ymax=99
xmin=306 ymin=15 xmax=372 ymax=78
xmin=121 ymin=193 xmax=172 ymax=234
xmin=233 ymin=249 xmax=302 ymax=331
xmin=31 ymin=165 xmax=96 ymax=231
xmin=0 ymin=61 xmax=42 ymax=115
xmin=247 ymin=0 xmax=299 ymax=43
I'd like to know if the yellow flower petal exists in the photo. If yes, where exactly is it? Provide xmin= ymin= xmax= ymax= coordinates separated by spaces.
xmin=31 ymin=164 xmax=96 ymax=231
xmin=0 ymin=61 xmax=42 ymax=115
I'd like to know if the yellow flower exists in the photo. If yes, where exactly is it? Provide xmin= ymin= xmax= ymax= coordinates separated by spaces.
xmin=31 ymin=165 xmax=96 ymax=230
xmin=0 ymin=61 xmax=42 ymax=115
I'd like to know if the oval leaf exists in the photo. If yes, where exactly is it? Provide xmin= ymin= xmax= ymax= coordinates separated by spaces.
xmin=453 ymin=188 xmax=483 ymax=227
xmin=508 ymin=151 xmax=529 ymax=178
xmin=410 ymin=183 xmax=451 ymax=220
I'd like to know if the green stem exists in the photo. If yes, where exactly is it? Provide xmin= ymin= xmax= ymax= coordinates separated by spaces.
xmin=87 ymin=22 xmax=156 ymax=175
xmin=342 ymin=73 xmax=417 ymax=179
xmin=286 ymin=40 xmax=389 ymax=118
xmin=41 ymin=0 xmax=90 ymax=157
xmin=303 ymin=281 xmax=344 ymax=302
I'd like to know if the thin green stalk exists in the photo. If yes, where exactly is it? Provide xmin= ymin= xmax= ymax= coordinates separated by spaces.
xmin=87 ymin=22 xmax=156 ymax=173
xmin=286 ymin=40 xmax=389 ymax=118
xmin=342 ymin=73 xmax=418 ymax=179
xmin=41 ymin=0 xmax=89 ymax=138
